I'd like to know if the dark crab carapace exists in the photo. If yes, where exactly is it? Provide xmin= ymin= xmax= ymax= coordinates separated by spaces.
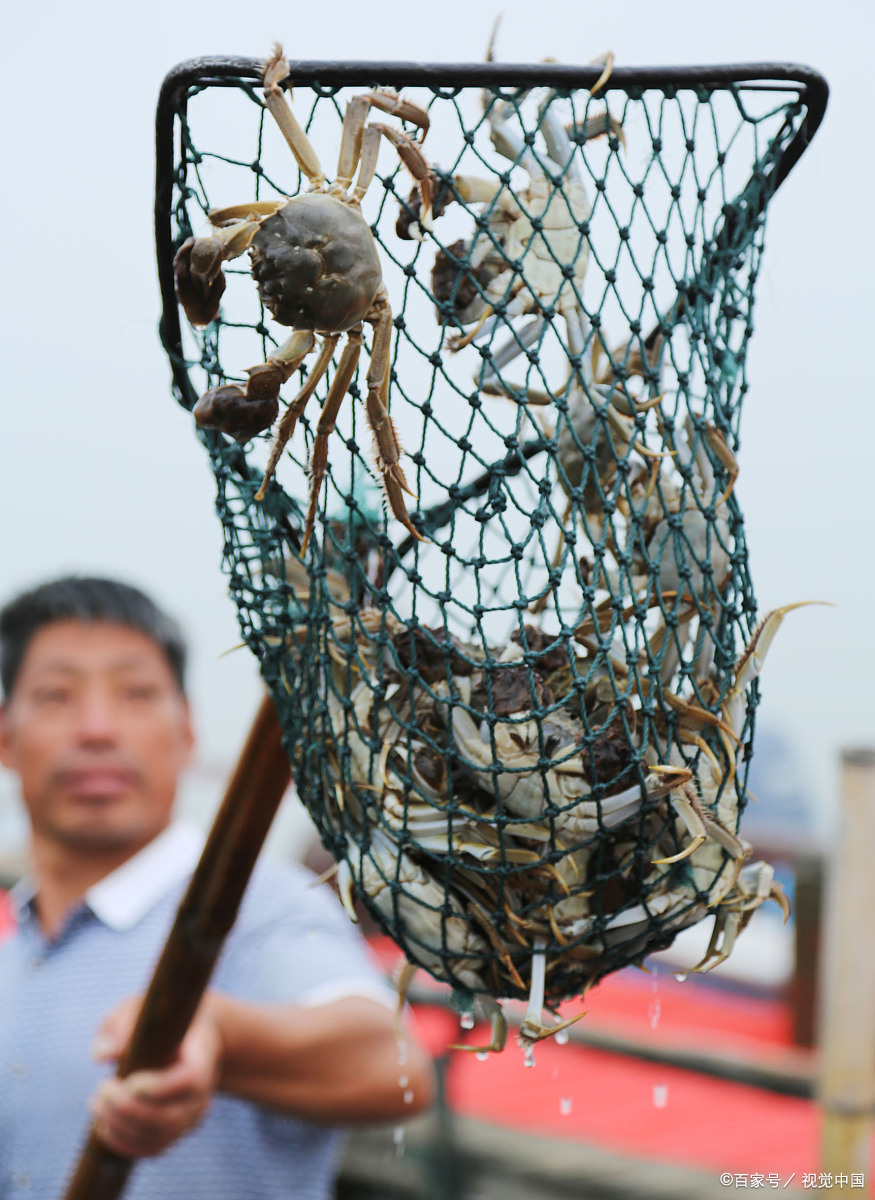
xmin=250 ymin=193 xmax=382 ymax=331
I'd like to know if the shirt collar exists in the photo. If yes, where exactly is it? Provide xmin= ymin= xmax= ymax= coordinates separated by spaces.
xmin=8 ymin=873 xmax=37 ymax=923
xmin=85 ymin=822 xmax=204 ymax=930
xmin=7 ymin=822 xmax=204 ymax=933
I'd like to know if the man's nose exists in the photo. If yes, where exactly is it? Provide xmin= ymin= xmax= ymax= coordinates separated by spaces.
xmin=74 ymin=695 xmax=120 ymax=743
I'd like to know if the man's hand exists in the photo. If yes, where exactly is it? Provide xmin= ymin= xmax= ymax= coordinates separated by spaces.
xmin=88 ymin=996 xmax=223 ymax=1158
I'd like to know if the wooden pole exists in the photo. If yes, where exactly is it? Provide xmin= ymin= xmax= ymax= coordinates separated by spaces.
xmin=819 ymin=747 xmax=875 ymax=1195
xmin=60 ymin=692 xmax=292 ymax=1200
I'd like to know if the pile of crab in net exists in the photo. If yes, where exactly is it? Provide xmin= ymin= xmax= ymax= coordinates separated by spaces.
xmin=160 ymin=43 xmax=819 ymax=1049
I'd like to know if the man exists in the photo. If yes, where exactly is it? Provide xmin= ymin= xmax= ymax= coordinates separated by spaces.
xmin=0 ymin=576 xmax=433 ymax=1199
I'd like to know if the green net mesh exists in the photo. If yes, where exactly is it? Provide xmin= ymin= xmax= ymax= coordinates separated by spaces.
xmin=160 ymin=62 xmax=813 ymax=1012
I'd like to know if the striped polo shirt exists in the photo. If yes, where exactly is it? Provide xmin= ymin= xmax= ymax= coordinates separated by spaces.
xmin=0 ymin=823 xmax=396 ymax=1200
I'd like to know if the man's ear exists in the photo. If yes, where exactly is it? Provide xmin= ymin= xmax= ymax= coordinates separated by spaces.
xmin=0 ymin=705 xmax=17 ymax=770
xmin=179 ymin=698 xmax=196 ymax=768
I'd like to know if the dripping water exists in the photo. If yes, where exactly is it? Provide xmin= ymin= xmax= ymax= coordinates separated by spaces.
xmin=648 ymin=967 xmax=661 ymax=1031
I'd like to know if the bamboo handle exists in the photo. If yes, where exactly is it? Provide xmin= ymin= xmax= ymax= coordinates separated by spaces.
xmin=60 ymin=692 xmax=292 ymax=1200
xmin=819 ymin=747 xmax=875 ymax=1195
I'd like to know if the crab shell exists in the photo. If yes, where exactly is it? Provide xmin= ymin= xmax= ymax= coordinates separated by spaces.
xmin=250 ymin=192 xmax=382 ymax=331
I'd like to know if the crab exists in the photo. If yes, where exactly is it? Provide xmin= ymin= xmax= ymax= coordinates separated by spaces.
xmin=174 ymin=44 xmax=433 ymax=553
xmin=397 ymin=40 xmax=625 ymax=394
xmin=400 ymin=79 xmax=623 ymax=357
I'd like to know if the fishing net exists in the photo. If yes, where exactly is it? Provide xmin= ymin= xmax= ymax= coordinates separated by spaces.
xmin=155 ymin=54 xmax=826 ymax=1027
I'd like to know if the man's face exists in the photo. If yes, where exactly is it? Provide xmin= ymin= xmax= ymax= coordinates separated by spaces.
xmin=0 ymin=620 xmax=194 ymax=854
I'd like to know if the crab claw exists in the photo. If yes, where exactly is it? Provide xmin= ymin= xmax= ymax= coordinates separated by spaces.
xmin=193 ymin=384 xmax=278 ymax=442
xmin=173 ymin=236 xmax=227 ymax=326
xmin=568 ymin=111 xmax=627 ymax=151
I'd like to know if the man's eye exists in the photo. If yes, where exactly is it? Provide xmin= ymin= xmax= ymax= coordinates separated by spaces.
xmin=34 ymin=688 xmax=71 ymax=705
xmin=123 ymin=684 xmax=160 ymax=701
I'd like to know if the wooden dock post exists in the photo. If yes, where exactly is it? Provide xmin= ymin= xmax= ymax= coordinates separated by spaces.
xmin=819 ymin=748 xmax=875 ymax=1194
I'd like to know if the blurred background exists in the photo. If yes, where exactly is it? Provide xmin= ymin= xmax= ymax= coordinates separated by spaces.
xmin=1 ymin=0 xmax=872 ymax=1193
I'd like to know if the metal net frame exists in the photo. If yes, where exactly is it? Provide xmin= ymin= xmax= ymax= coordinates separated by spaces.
xmin=155 ymin=56 xmax=826 ymax=1017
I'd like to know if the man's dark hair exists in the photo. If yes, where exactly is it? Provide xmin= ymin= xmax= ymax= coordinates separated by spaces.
xmin=0 ymin=576 xmax=188 ymax=699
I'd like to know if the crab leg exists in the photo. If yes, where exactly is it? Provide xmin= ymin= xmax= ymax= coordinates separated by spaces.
xmin=536 ymin=94 xmax=580 ymax=179
xmin=373 ymin=125 xmax=434 ymax=227
xmin=262 ymin=46 xmax=326 ymax=189
xmin=566 ymin=110 xmax=627 ymax=147
xmin=653 ymin=782 xmax=744 ymax=866
xmin=336 ymin=92 xmax=429 ymax=191
xmin=242 ymin=328 xmax=316 ymax=403
xmin=349 ymin=124 xmax=383 ymax=203
xmin=334 ymin=92 xmax=431 ymax=225
xmin=299 ymin=330 xmax=363 ymax=555
xmin=478 ymin=317 xmax=547 ymax=391
xmin=520 ymin=937 xmax=547 ymax=1042
xmin=199 ymin=217 xmax=262 ymax=259
xmin=721 ymin=601 xmax=834 ymax=746
xmin=393 ymin=960 xmax=419 ymax=1043
xmin=256 ymin=334 xmax=338 ymax=502
xmin=366 ymin=90 xmax=431 ymax=133
xmin=488 ymin=107 xmax=542 ymax=177
xmin=449 ymin=995 xmax=509 ymax=1055
xmin=704 ymin=424 xmax=739 ymax=505
xmin=453 ymin=174 xmax=508 ymax=206
xmin=208 ymin=200 xmax=288 ymax=226
xmin=519 ymin=938 xmax=586 ymax=1044
xmin=364 ymin=289 xmax=423 ymax=541
xmin=335 ymin=95 xmax=378 ymax=189
xmin=692 ymin=865 xmax=789 ymax=973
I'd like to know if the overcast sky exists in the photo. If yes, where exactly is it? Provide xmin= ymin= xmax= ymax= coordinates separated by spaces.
xmin=0 ymin=0 xmax=871 ymax=852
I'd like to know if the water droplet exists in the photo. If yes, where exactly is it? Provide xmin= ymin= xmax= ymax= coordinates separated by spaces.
xmin=648 ymin=997 xmax=661 ymax=1030
xmin=554 ymin=1026 xmax=569 ymax=1045
xmin=559 ymin=1096 xmax=573 ymax=1116
xmin=674 ymin=973 xmax=687 ymax=983
xmin=648 ymin=967 xmax=661 ymax=1029
xmin=403 ymin=1089 xmax=414 ymax=1104
xmin=523 ymin=1043 xmax=536 ymax=1069
xmin=398 ymin=1074 xmax=409 ymax=1088
xmin=397 ymin=1039 xmax=408 ymax=1066
xmin=652 ymin=1084 xmax=669 ymax=1109
xmin=393 ymin=1125 xmax=405 ymax=1156
xmin=459 ymin=1012 xmax=475 ymax=1030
